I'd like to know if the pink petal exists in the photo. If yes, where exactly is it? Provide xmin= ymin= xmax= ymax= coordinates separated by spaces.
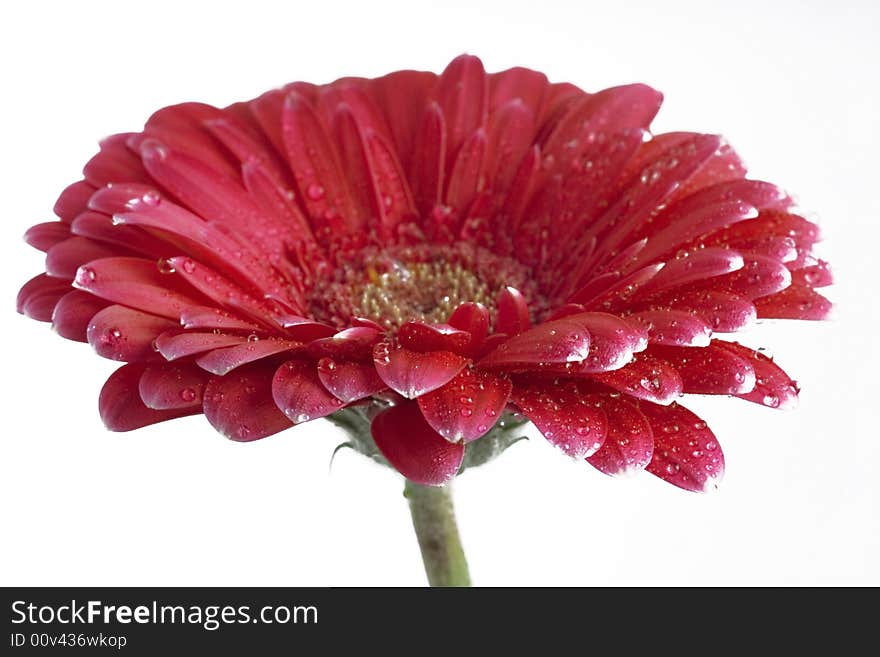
xmin=640 ymin=402 xmax=724 ymax=492
xmin=511 ymin=380 xmax=607 ymax=458
xmin=154 ymin=331 xmax=246 ymax=361
xmin=16 ymin=274 xmax=71 ymax=322
xmin=684 ymin=253 xmax=792 ymax=300
xmin=138 ymin=362 xmax=208 ymax=409
xmin=627 ymin=310 xmax=712 ymax=347
xmin=72 ymin=257 xmax=205 ymax=320
xmin=24 ymin=221 xmax=70 ymax=252
xmin=495 ymin=286 xmax=531 ymax=335
xmin=417 ymin=368 xmax=512 ymax=442
xmin=714 ymin=341 xmax=799 ymax=410
xmin=586 ymin=395 xmax=654 ymax=476
xmin=790 ymin=261 xmax=833 ymax=288
xmin=196 ymin=339 xmax=301 ymax=376
xmin=317 ymin=358 xmax=387 ymax=403
xmin=373 ymin=342 xmax=469 ymax=399
xmin=203 ymin=361 xmax=292 ymax=441
xmin=635 ymin=248 xmax=745 ymax=298
xmin=180 ymin=305 xmax=262 ymax=331
xmin=86 ymin=305 xmax=174 ymax=361
xmin=100 ymin=363 xmax=198 ymax=432
xmin=590 ymin=353 xmax=683 ymax=405
xmin=54 ymin=180 xmax=96 ymax=222
xmin=398 ymin=322 xmax=471 ymax=353
xmin=45 ymin=237 xmax=122 ymax=279
xmin=648 ymin=342 xmax=756 ymax=395
xmin=51 ymin=290 xmax=110 ymax=342
xmin=370 ymin=401 xmax=465 ymax=486
xmin=272 ymin=359 xmax=344 ymax=423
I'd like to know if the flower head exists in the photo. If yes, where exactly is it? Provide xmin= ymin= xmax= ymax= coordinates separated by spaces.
xmin=17 ymin=55 xmax=831 ymax=492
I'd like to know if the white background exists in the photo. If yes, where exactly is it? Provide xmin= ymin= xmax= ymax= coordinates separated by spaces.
xmin=1 ymin=0 xmax=877 ymax=586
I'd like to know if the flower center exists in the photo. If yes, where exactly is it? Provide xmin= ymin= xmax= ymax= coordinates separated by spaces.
xmin=308 ymin=244 xmax=536 ymax=330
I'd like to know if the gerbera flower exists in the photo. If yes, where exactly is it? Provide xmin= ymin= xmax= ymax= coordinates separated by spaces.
xmin=17 ymin=54 xmax=831 ymax=497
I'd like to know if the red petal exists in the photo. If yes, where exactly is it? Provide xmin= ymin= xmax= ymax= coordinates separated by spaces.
xmin=272 ymin=359 xmax=344 ymax=423
xmin=51 ymin=290 xmax=109 ymax=342
xmin=479 ymin=316 xmax=591 ymax=370
xmin=180 ymin=306 xmax=262 ymax=332
xmin=714 ymin=341 xmax=799 ymax=410
xmin=307 ymin=327 xmax=383 ymax=360
xmin=648 ymin=342 xmax=756 ymax=395
xmin=373 ymin=342 xmax=469 ymax=399
xmin=203 ymin=361 xmax=292 ymax=441
xmin=100 ymin=363 xmax=198 ymax=431
xmin=436 ymin=54 xmax=487 ymax=170
xmin=138 ymin=362 xmax=208 ymax=409
xmin=495 ymin=286 xmax=531 ymax=335
xmin=636 ymin=248 xmax=745 ymax=298
xmin=410 ymin=102 xmax=446 ymax=216
xmin=640 ymin=402 xmax=724 ymax=492
xmin=87 ymin=305 xmax=175 ymax=362
xmin=641 ymin=290 xmax=757 ymax=333
xmin=790 ymin=261 xmax=833 ymax=288
xmin=196 ymin=339 xmax=301 ymax=376
xmin=398 ymin=322 xmax=470 ymax=353
xmin=371 ymin=402 xmax=465 ymax=486
xmin=590 ymin=353 xmax=683 ymax=405
xmin=447 ymin=302 xmax=490 ymax=356
xmin=586 ymin=395 xmax=654 ymax=476
xmin=317 ymin=358 xmax=387 ymax=403
xmin=417 ymin=368 xmax=512 ymax=442
xmin=628 ymin=310 xmax=712 ymax=347
xmin=754 ymin=285 xmax=832 ymax=321
xmin=511 ymin=380 xmax=607 ymax=458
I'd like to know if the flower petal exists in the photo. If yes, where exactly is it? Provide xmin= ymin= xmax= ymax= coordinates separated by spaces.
xmin=754 ymin=285 xmax=832 ymax=321
xmin=590 ymin=353 xmax=682 ymax=405
xmin=417 ymin=368 xmax=512 ymax=442
xmin=398 ymin=321 xmax=470 ymax=353
xmin=371 ymin=401 xmax=465 ymax=486
xmin=196 ymin=339 xmax=301 ymax=376
xmin=639 ymin=401 xmax=724 ymax=492
xmin=100 ymin=363 xmax=198 ymax=431
xmin=317 ymin=358 xmax=387 ymax=403
xmin=627 ymin=310 xmax=712 ymax=347
xmin=714 ymin=341 xmax=799 ymax=410
xmin=138 ymin=362 xmax=208 ymax=409
xmin=16 ymin=274 xmax=71 ymax=321
xmin=72 ymin=257 xmax=205 ymax=320
xmin=307 ymin=327 xmax=383 ymax=360
xmin=586 ymin=395 xmax=654 ymax=476
xmin=373 ymin=342 xmax=469 ymax=399
xmin=447 ymin=302 xmax=490 ymax=356
xmin=272 ymin=359 xmax=344 ymax=423
xmin=495 ymin=286 xmax=531 ymax=336
xmin=51 ymin=290 xmax=110 ymax=342
xmin=648 ymin=342 xmax=756 ymax=395
xmin=203 ymin=361 xmax=292 ymax=441
xmin=511 ymin=380 xmax=607 ymax=459
xmin=87 ymin=305 xmax=175 ymax=362
xmin=478 ymin=316 xmax=592 ymax=370
xmin=154 ymin=331 xmax=246 ymax=361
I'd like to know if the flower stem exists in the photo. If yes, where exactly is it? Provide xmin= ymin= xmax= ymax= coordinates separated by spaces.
xmin=403 ymin=480 xmax=471 ymax=587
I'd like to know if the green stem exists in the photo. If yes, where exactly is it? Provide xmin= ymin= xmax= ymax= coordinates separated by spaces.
xmin=404 ymin=480 xmax=471 ymax=587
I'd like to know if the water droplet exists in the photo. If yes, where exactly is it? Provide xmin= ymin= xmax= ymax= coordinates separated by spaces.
xmin=460 ymin=408 xmax=473 ymax=417
xmin=142 ymin=190 xmax=161 ymax=206
xmin=157 ymin=258 xmax=176 ymax=274
xmin=294 ymin=413 xmax=310 ymax=423
xmin=705 ymin=441 xmax=718 ymax=451
xmin=306 ymin=183 xmax=325 ymax=201
xmin=762 ymin=394 xmax=780 ymax=408
xmin=180 ymin=388 xmax=197 ymax=402
xmin=246 ymin=334 xmax=259 ymax=342
xmin=181 ymin=258 xmax=196 ymax=274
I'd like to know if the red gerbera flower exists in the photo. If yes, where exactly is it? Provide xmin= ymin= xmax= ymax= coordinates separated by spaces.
xmin=17 ymin=55 xmax=831 ymax=494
